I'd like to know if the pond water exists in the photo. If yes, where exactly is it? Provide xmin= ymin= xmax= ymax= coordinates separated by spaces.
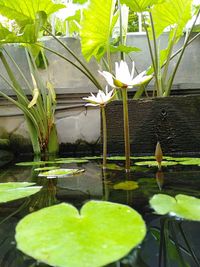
xmin=0 ymin=153 xmax=200 ymax=267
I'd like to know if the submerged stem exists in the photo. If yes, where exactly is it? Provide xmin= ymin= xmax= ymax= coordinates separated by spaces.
xmin=101 ymin=106 xmax=107 ymax=169
xmin=121 ymin=88 xmax=130 ymax=172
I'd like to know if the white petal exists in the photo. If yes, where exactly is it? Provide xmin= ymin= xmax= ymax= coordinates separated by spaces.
xmin=99 ymin=71 xmax=116 ymax=88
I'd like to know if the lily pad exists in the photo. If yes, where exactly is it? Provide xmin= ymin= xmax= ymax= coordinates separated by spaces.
xmin=113 ymin=181 xmax=139 ymax=190
xmin=55 ymin=159 xmax=89 ymax=164
xmin=16 ymin=201 xmax=146 ymax=267
xmin=0 ymin=182 xmax=42 ymax=203
xmin=135 ymin=161 xmax=178 ymax=167
xmin=15 ymin=161 xmax=55 ymax=166
xmin=178 ymin=158 xmax=200 ymax=165
xmin=150 ymin=194 xmax=200 ymax=221
xmin=108 ymin=156 xmax=126 ymax=161
xmin=34 ymin=166 xmax=60 ymax=171
xmin=38 ymin=168 xmax=85 ymax=178
xmin=103 ymin=163 xmax=124 ymax=171
xmin=82 ymin=156 xmax=102 ymax=160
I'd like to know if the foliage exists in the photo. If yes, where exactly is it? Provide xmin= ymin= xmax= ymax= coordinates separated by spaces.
xmin=16 ymin=201 xmax=146 ymax=267
xmin=0 ymin=182 xmax=42 ymax=203
xmin=0 ymin=47 xmax=59 ymax=154
xmin=121 ymin=0 xmax=200 ymax=97
xmin=150 ymin=194 xmax=200 ymax=221
xmin=38 ymin=168 xmax=85 ymax=178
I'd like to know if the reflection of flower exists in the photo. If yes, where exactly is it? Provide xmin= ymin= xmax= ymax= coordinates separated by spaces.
xmin=99 ymin=60 xmax=152 ymax=89
xmin=83 ymin=86 xmax=114 ymax=107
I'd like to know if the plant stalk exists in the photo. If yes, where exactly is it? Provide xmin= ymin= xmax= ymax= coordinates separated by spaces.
xmin=121 ymin=88 xmax=130 ymax=172
xmin=101 ymin=106 xmax=107 ymax=169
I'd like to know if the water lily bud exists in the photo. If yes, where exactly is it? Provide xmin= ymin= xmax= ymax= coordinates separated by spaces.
xmin=155 ymin=141 xmax=163 ymax=170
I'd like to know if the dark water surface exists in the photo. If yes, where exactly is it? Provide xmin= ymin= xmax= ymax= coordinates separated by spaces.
xmin=0 ymin=154 xmax=200 ymax=267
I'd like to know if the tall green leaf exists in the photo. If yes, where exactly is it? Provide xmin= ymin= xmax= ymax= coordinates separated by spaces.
xmin=120 ymin=0 xmax=164 ymax=12
xmin=80 ymin=0 xmax=117 ymax=61
xmin=151 ymin=0 xmax=193 ymax=38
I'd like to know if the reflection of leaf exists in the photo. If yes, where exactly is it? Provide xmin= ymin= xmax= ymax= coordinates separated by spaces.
xmin=0 ymin=182 xmax=42 ymax=203
xmin=113 ymin=181 xmax=139 ymax=190
xmin=150 ymin=194 xmax=200 ymax=221
xmin=16 ymin=201 xmax=146 ymax=267
xmin=38 ymin=168 xmax=85 ymax=178
xmin=135 ymin=161 xmax=177 ymax=167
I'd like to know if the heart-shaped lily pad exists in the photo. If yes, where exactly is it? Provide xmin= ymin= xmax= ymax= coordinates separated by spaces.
xmin=16 ymin=201 xmax=146 ymax=267
xmin=38 ymin=168 xmax=85 ymax=178
xmin=150 ymin=194 xmax=200 ymax=221
xmin=34 ymin=166 xmax=60 ymax=171
xmin=0 ymin=182 xmax=42 ymax=203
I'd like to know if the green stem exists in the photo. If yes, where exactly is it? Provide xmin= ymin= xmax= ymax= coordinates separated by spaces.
xmin=166 ymin=8 xmax=200 ymax=96
xmin=142 ymin=12 xmax=160 ymax=96
xmin=101 ymin=106 xmax=107 ymax=169
xmin=42 ymin=28 xmax=103 ymax=91
xmin=118 ymin=0 xmax=124 ymax=61
xmin=121 ymin=88 xmax=130 ymax=172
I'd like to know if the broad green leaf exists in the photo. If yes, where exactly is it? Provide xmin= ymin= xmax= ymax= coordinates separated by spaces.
xmin=110 ymin=44 xmax=141 ymax=53
xmin=0 ymin=182 xmax=42 ymax=203
xmin=113 ymin=181 xmax=139 ymax=190
xmin=120 ymin=0 xmax=164 ymax=12
xmin=0 ymin=0 xmax=64 ymax=22
xmin=16 ymin=201 xmax=146 ymax=267
xmin=38 ymin=168 xmax=85 ymax=178
xmin=151 ymin=0 xmax=193 ymax=38
xmin=80 ymin=0 xmax=117 ymax=61
xmin=135 ymin=160 xmax=178 ymax=167
xmin=150 ymin=194 xmax=200 ymax=221
xmin=0 ymin=0 xmax=65 ymax=43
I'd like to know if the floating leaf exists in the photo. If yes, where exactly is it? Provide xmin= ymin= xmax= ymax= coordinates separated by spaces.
xmin=34 ymin=166 xmax=60 ymax=171
xmin=16 ymin=201 xmax=146 ymax=267
xmin=130 ymin=166 xmax=149 ymax=172
xmin=55 ymin=159 xmax=89 ymax=164
xmin=0 ymin=182 xmax=42 ymax=203
xmin=150 ymin=194 xmax=200 ymax=221
xmin=108 ymin=156 xmax=126 ymax=161
xmin=38 ymin=168 xmax=85 ymax=178
xmin=178 ymin=159 xmax=200 ymax=165
xmin=113 ymin=181 xmax=139 ymax=190
xmin=82 ymin=156 xmax=102 ymax=160
xmin=16 ymin=161 xmax=55 ymax=166
xmin=103 ymin=163 xmax=124 ymax=171
xmin=135 ymin=161 xmax=178 ymax=167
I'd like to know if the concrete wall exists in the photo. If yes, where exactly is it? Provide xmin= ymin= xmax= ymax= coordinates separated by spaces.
xmin=0 ymin=33 xmax=200 ymax=153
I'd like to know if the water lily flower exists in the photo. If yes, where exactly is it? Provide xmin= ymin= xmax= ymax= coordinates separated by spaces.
xmin=99 ymin=60 xmax=152 ymax=89
xmin=82 ymin=86 xmax=115 ymax=107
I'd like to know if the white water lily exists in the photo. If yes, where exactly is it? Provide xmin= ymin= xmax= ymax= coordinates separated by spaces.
xmin=99 ymin=60 xmax=152 ymax=89
xmin=83 ymin=86 xmax=114 ymax=107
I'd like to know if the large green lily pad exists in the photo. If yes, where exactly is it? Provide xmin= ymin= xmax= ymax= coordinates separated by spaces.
xmin=16 ymin=201 xmax=146 ymax=267
xmin=135 ymin=161 xmax=178 ymax=167
xmin=15 ymin=161 xmax=55 ymax=166
xmin=38 ymin=168 xmax=85 ymax=178
xmin=0 ymin=182 xmax=42 ymax=203
xmin=150 ymin=194 xmax=200 ymax=221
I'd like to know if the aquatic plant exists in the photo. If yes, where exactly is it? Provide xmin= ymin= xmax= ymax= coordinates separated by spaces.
xmin=100 ymin=60 xmax=151 ymax=172
xmin=121 ymin=0 xmax=200 ymax=97
xmin=83 ymin=87 xmax=115 ymax=169
xmin=0 ymin=182 xmax=42 ymax=203
xmin=15 ymin=200 xmax=146 ymax=267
